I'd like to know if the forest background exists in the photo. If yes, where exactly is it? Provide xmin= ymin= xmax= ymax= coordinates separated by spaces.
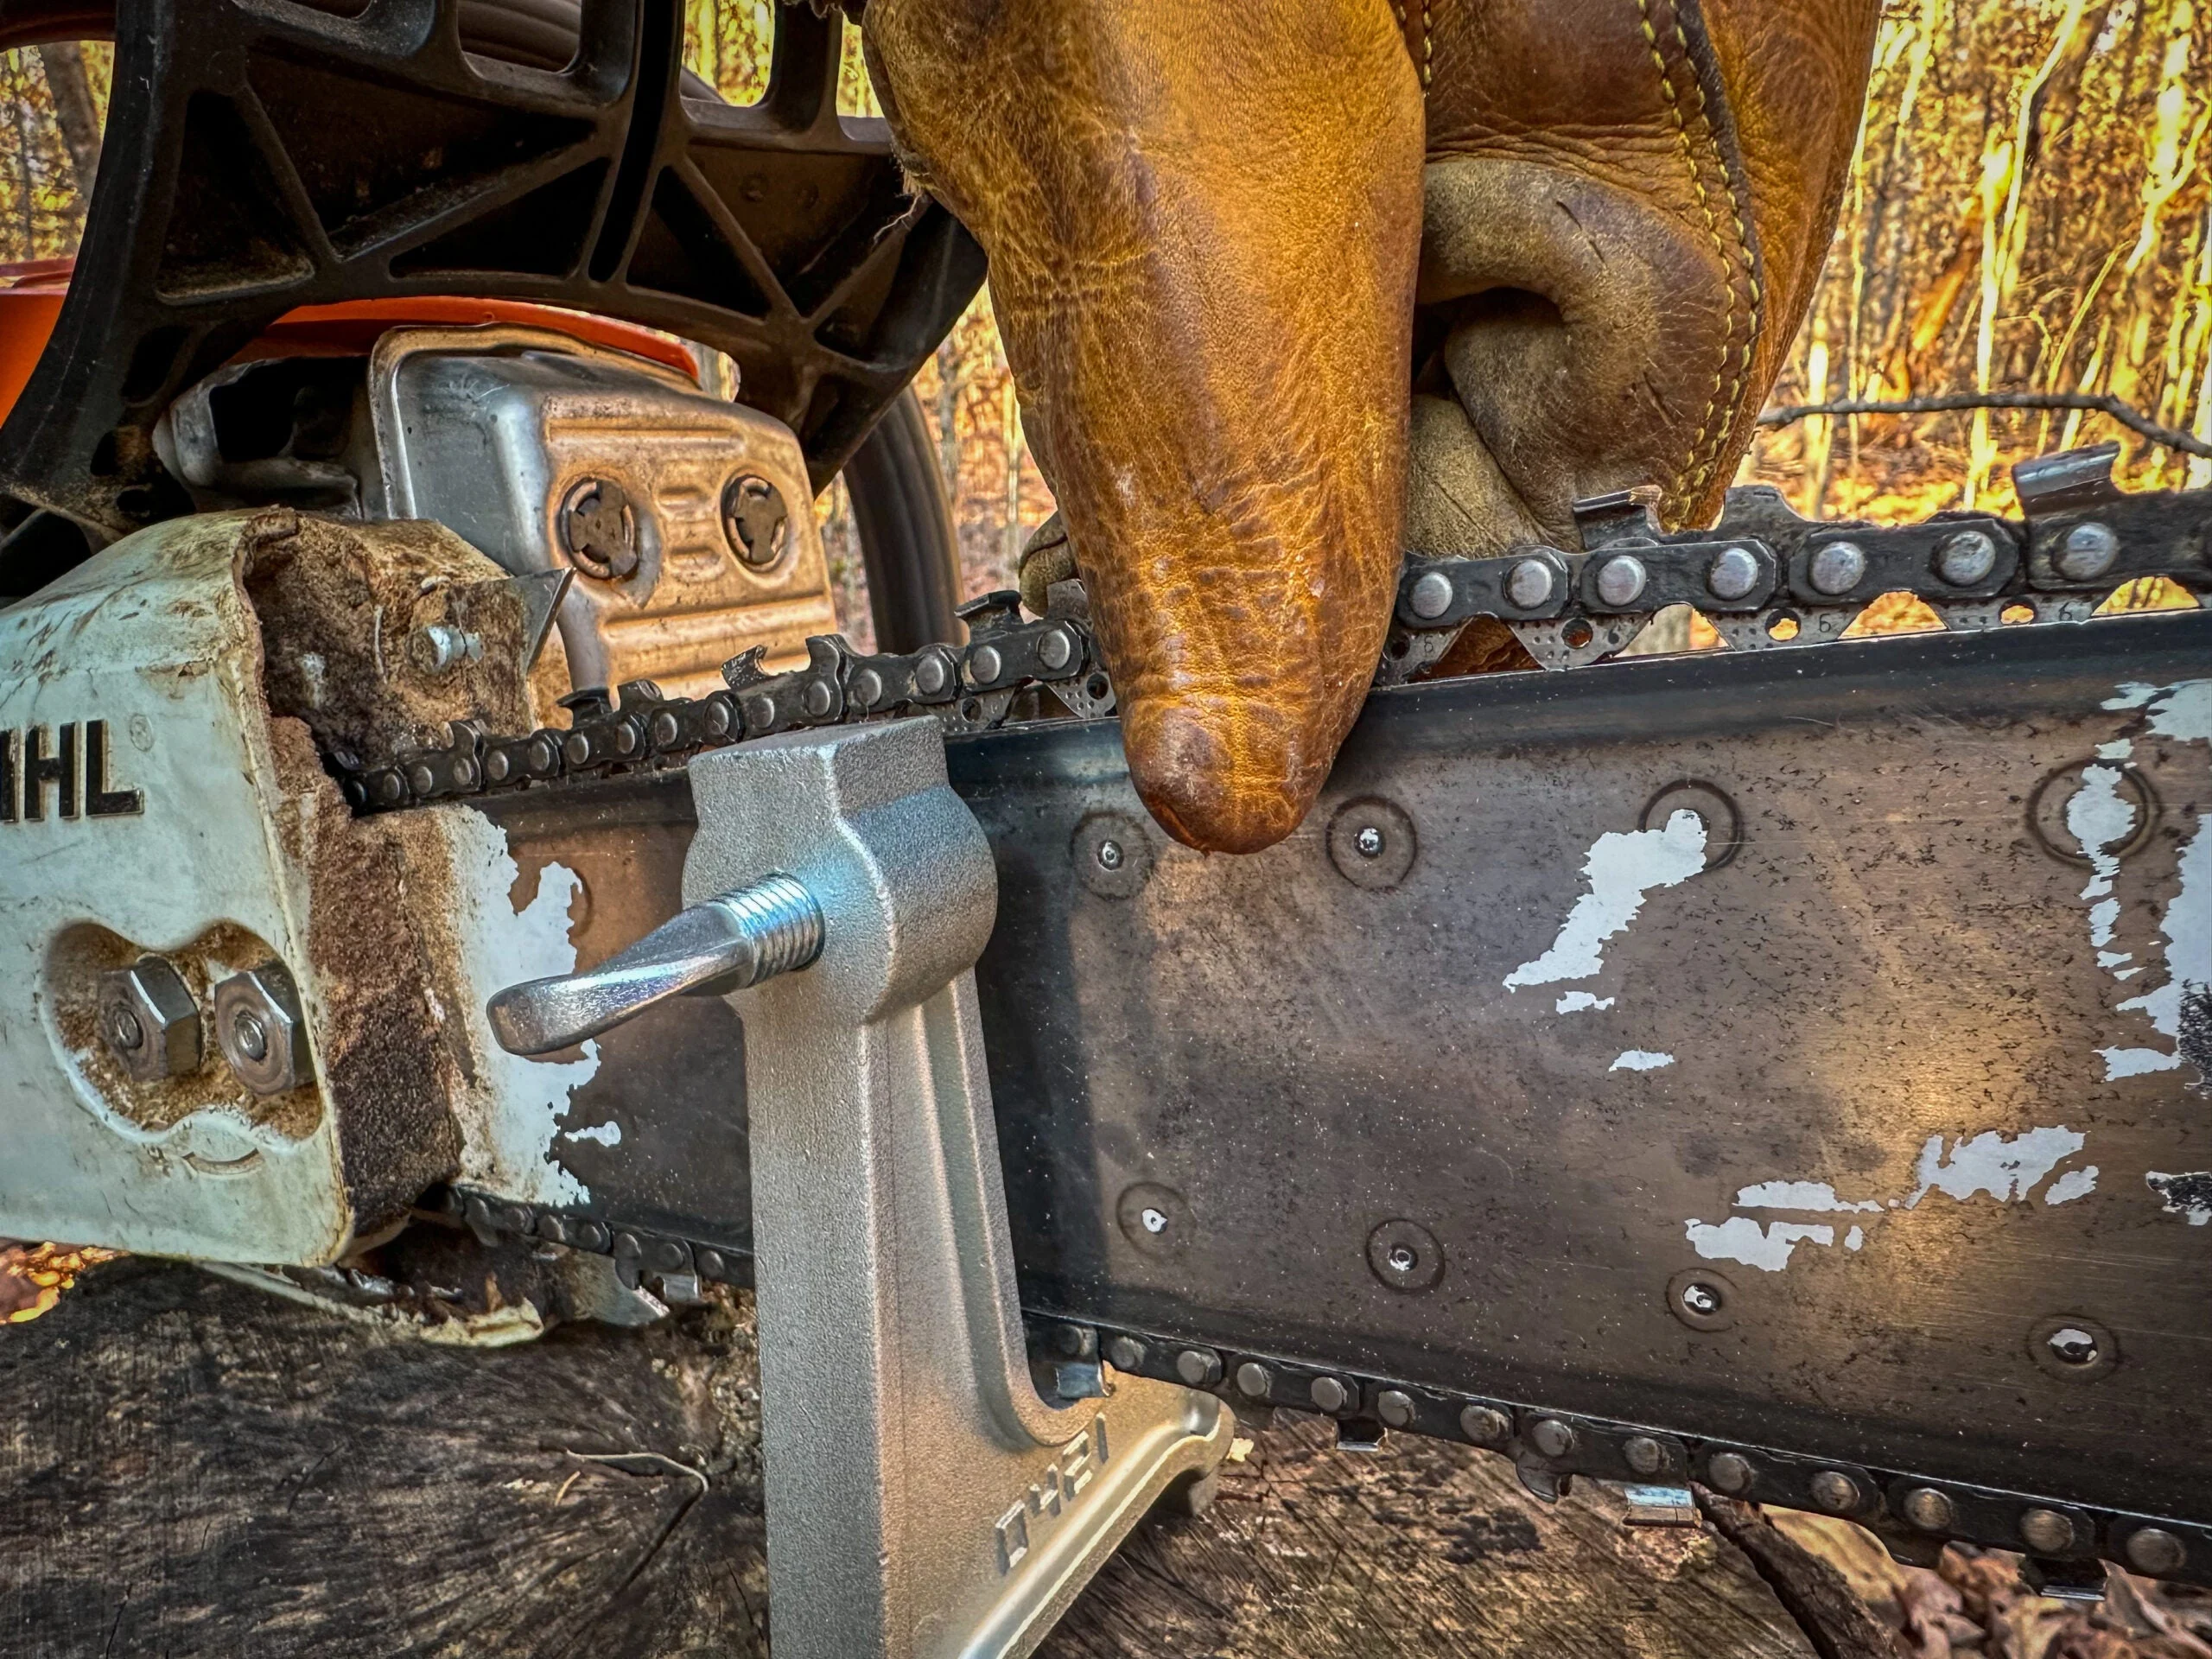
xmin=0 ymin=0 xmax=2207 ymax=645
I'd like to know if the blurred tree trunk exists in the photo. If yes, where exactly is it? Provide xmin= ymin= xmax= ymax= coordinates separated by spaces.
xmin=33 ymin=43 xmax=97 ymax=195
xmin=936 ymin=334 xmax=960 ymax=496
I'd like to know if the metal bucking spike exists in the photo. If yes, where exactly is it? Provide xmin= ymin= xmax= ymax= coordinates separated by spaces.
xmin=486 ymin=874 xmax=823 ymax=1056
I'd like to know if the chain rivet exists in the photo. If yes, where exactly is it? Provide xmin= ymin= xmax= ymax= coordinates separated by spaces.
xmin=1408 ymin=569 xmax=1455 ymax=620
xmin=1902 ymin=1486 xmax=1955 ymax=1531
xmin=1594 ymin=554 xmax=1647 ymax=607
xmin=1935 ymin=529 xmax=1999 ymax=587
xmin=1808 ymin=540 xmax=1867 ymax=595
xmin=1460 ymin=1405 xmax=1510 ymax=1446
xmin=2019 ymin=1507 xmax=2077 ymax=1554
xmin=1707 ymin=544 xmax=1760 ymax=601
xmin=1504 ymin=558 xmax=1554 ymax=610
xmin=2056 ymin=520 xmax=2119 ymax=581
xmin=1706 ymin=1452 xmax=1754 ymax=1494
xmin=1529 ymin=1417 xmax=1576 ymax=1459
xmin=1809 ymin=1471 xmax=1860 ymax=1514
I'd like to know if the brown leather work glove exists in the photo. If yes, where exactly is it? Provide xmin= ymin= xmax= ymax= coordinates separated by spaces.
xmin=862 ymin=0 xmax=1877 ymax=853
xmin=1405 ymin=0 xmax=1879 ymax=556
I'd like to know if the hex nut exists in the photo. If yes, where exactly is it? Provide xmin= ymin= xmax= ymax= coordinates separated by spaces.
xmin=1236 ymin=1362 xmax=1273 ymax=1399
xmin=1375 ymin=1389 xmax=1416 ymax=1429
xmin=1309 ymin=1376 xmax=1351 ymax=1414
xmin=97 ymin=957 xmax=202 ymax=1083
xmin=1105 ymin=1336 xmax=1146 ymax=1372
xmin=213 ymin=962 xmax=313 ymax=1096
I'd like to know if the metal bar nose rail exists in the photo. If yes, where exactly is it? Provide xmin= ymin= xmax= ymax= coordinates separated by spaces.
xmin=486 ymin=874 xmax=823 ymax=1056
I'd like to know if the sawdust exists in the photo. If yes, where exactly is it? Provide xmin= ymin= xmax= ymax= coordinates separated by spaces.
xmin=261 ymin=715 xmax=463 ymax=1235
xmin=240 ymin=508 xmax=537 ymax=767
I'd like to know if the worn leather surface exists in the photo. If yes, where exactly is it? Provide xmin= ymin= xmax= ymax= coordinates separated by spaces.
xmin=1405 ymin=0 xmax=1879 ymax=559
xmin=863 ymin=0 xmax=1875 ymax=851
xmin=864 ymin=0 xmax=1424 ymax=854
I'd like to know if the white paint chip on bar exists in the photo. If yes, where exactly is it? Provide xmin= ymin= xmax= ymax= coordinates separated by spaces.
xmin=437 ymin=811 xmax=601 ymax=1208
xmin=1685 ymin=1217 xmax=1836 ymax=1272
xmin=563 ymin=1121 xmax=623 ymax=1147
xmin=1610 ymin=1050 xmax=1675 ymax=1072
xmin=2088 ymin=681 xmax=2211 ymax=1083
xmin=1905 ymin=1127 xmax=2086 ymax=1207
xmin=1688 ymin=1124 xmax=2097 ymax=1272
xmin=2101 ymin=1046 xmax=2183 ymax=1080
xmin=1734 ymin=1180 xmax=1882 ymax=1214
xmin=2147 ymin=1171 xmax=2212 ymax=1225
xmin=2044 ymin=1166 xmax=2099 ymax=1205
xmin=1505 ymin=810 xmax=1707 ymax=989
xmin=1555 ymin=991 xmax=1616 ymax=1014
xmin=2067 ymin=762 xmax=2139 ymax=948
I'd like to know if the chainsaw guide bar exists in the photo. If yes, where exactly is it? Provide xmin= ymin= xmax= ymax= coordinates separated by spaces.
xmin=324 ymin=448 xmax=2212 ymax=1595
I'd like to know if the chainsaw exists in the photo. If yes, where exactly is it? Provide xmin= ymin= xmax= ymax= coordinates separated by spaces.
xmin=0 ymin=3 xmax=2208 ymax=1656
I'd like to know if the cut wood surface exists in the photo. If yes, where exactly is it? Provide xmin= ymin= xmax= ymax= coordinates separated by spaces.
xmin=0 ymin=1262 xmax=1826 ymax=1658
xmin=7 ymin=1261 xmax=2206 ymax=1658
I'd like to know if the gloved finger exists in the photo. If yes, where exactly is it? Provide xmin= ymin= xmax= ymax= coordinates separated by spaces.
xmin=864 ymin=0 xmax=1423 ymax=854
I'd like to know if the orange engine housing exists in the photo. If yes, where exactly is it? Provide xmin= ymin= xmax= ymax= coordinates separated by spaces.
xmin=0 ymin=259 xmax=703 ymax=435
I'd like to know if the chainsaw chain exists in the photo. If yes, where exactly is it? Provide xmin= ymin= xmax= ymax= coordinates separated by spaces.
xmin=1058 ymin=1315 xmax=2206 ymax=1595
xmin=335 ymin=588 xmax=1115 ymax=812
xmin=1379 ymin=442 xmax=2209 ymax=682
xmin=429 ymin=1184 xmax=747 ymax=1292
xmin=334 ymin=442 xmax=2208 ymax=815
xmin=432 ymin=1168 xmax=2212 ymax=1593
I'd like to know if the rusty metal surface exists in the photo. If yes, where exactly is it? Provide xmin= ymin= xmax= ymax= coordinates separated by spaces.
xmin=963 ymin=611 xmax=2212 ymax=1525
xmin=480 ymin=774 xmax=753 ymax=1254
xmin=463 ymin=610 xmax=2212 ymax=1541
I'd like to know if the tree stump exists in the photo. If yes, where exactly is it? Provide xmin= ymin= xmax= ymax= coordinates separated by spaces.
xmin=0 ymin=1261 xmax=1846 ymax=1657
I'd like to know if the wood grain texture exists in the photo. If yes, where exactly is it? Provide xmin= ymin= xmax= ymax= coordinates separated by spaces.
xmin=0 ymin=1261 xmax=1821 ymax=1658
